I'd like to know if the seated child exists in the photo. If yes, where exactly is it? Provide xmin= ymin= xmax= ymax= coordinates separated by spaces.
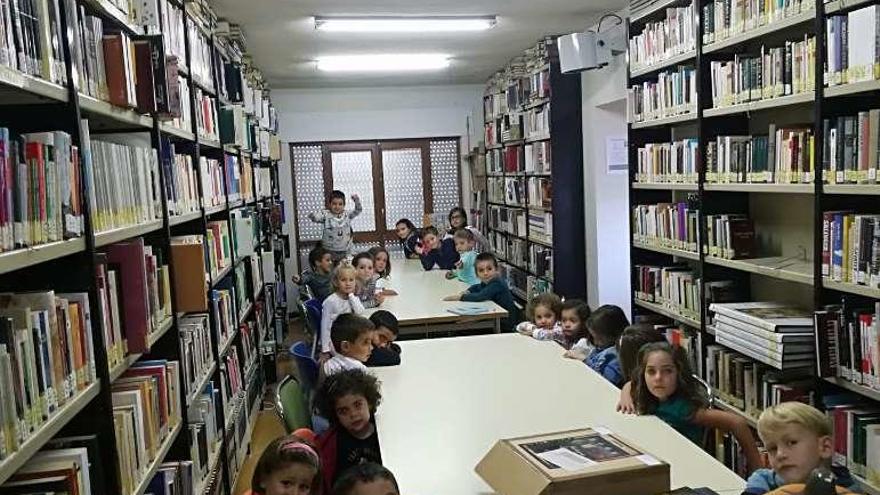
xmin=418 ymin=225 xmax=459 ymax=270
xmin=443 ymin=253 xmax=518 ymax=330
xmin=444 ymin=228 xmax=479 ymax=285
xmin=352 ymin=252 xmax=385 ymax=309
xmin=615 ymin=324 xmax=667 ymax=414
xmin=322 ymin=314 xmax=374 ymax=377
xmin=555 ymin=299 xmax=593 ymax=355
xmin=394 ymin=218 xmax=420 ymax=259
xmin=366 ymin=310 xmax=401 ymax=367
xmin=333 ymin=463 xmax=400 ymax=495
xmin=516 ymin=292 xmax=563 ymax=340
xmin=633 ymin=342 xmax=762 ymax=473
xmin=581 ymin=305 xmax=629 ymax=386
xmin=316 ymin=369 xmax=383 ymax=492
xmin=320 ymin=264 xmax=365 ymax=359
xmin=744 ymin=402 xmax=860 ymax=495
xmin=367 ymin=246 xmax=395 ymax=294
xmin=295 ymin=245 xmax=334 ymax=301
xmin=308 ymin=190 xmax=362 ymax=263
xmin=248 ymin=434 xmax=321 ymax=495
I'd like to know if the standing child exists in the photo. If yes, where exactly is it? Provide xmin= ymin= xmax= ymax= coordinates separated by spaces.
xmin=516 ymin=292 xmax=563 ymax=341
xmin=581 ymin=305 xmax=629 ymax=386
xmin=633 ymin=342 xmax=762 ymax=472
xmin=321 ymin=264 xmax=365 ymax=359
xmin=444 ymin=228 xmax=479 ymax=285
xmin=615 ymin=324 xmax=667 ymax=414
xmin=322 ymin=314 xmax=374 ymax=377
xmin=418 ymin=225 xmax=459 ymax=270
xmin=446 ymin=207 xmax=490 ymax=252
xmin=443 ymin=253 xmax=518 ymax=330
xmin=248 ymin=434 xmax=322 ymax=495
xmin=367 ymin=246 xmax=394 ymax=294
xmin=315 ymin=370 xmax=383 ymax=492
xmin=394 ymin=219 xmax=420 ymax=259
xmin=309 ymin=190 xmax=362 ymax=263
xmin=366 ymin=310 xmax=401 ymax=367
xmin=352 ymin=253 xmax=385 ymax=309
xmin=744 ymin=402 xmax=860 ymax=494
xmin=333 ymin=463 xmax=400 ymax=495
xmin=295 ymin=246 xmax=334 ymax=301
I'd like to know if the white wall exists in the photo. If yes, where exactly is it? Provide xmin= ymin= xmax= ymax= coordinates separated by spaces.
xmin=581 ymin=54 xmax=631 ymax=314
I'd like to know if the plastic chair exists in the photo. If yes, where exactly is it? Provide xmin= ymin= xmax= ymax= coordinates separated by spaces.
xmin=303 ymin=299 xmax=323 ymax=356
xmin=275 ymin=375 xmax=312 ymax=432
xmin=290 ymin=341 xmax=320 ymax=396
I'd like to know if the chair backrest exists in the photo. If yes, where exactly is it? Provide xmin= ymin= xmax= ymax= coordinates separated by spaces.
xmin=275 ymin=375 xmax=312 ymax=432
xmin=303 ymin=299 xmax=323 ymax=354
xmin=692 ymin=373 xmax=717 ymax=450
xmin=290 ymin=341 xmax=320 ymax=395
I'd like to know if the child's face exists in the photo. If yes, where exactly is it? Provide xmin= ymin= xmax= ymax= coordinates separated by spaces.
xmin=644 ymin=350 xmax=678 ymax=401
xmin=450 ymin=211 xmax=466 ymax=229
xmin=454 ymin=237 xmax=474 ymax=253
xmin=374 ymin=252 xmax=388 ymax=274
xmin=315 ymin=253 xmax=333 ymax=274
xmin=762 ymin=424 xmax=833 ymax=485
xmin=348 ymin=479 xmax=400 ymax=495
xmin=533 ymin=304 xmax=557 ymax=329
xmin=588 ymin=326 xmax=611 ymax=348
xmin=329 ymin=197 xmax=345 ymax=215
xmin=422 ymin=233 xmax=439 ymax=250
xmin=372 ymin=326 xmax=396 ymax=348
xmin=336 ymin=271 xmax=357 ymax=295
xmin=475 ymin=260 xmax=497 ymax=282
xmin=335 ymin=392 xmax=372 ymax=437
xmin=355 ymin=258 xmax=374 ymax=281
xmin=560 ymin=308 xmax=581 ymax=339
xmin=261 ymin=462 xmax=316 ymax=495
xmin=340 ymin=331 xmax=373 ymax=362
xmin=395 ymin=223 xmax=411 ymax=239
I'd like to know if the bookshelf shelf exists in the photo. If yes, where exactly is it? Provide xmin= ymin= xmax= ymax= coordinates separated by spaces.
xmin=704 ymin=256 xmax=815 ymax=285
xmin=489 ymin=227 xmax=529 ymax=242
xmin=712 ymin=394 xmax=759 ymax=428
xmin=528 ymin=237 xmax=554 ymax=248
xmin=703 ymin=91 xmax=815 ymax=117
xmin=702 ymin=9 xmax=816 ymax=54
xmin=521 ymin=98 xmax=550 ymax=110
xmin=131 ymin=421 xmax=183 ymax=495
xmin=823 ymin=184 xmax=880 ymax=195
xmin=631 ymin=0 xmax=690 ymax=23
xmin=706 ymin=325 xmax=717 ymax=335
xmin=223 ymin=144 xmax=239 ymax=154
xmin=78 ymin=94 xmax=154 ymax=129
xmin=169 ymin=210 xmax=203 ymax=226
xmin=0 ymin=238 xmax=86 ymax=275
xmin=159 ymin=123 xmax=196 ymax=142
xmin=95 ymin=220 xmax=164 ymax=247
xmin=0 ymin=65 xmax=68 ymax=103
xmin=110 ymin=353 xmax=143 ymax=382
xmin=0 ymin=382 xmax=100 ymax=486
xmin=703 ymin=183 xmax=814 ymax=194
xmin=822 ymin=279 xmax=880 ymax=299
xmin=525 ymin=134 xmax=551 ymax=143
xmin=239 ymin=301 xmax=254 ymax=325
xmin=82 ymin=0 xmax=140 ymax=34
xmin=629 ymin=50 xmax=697 ymax=78
xmin=211 ymin=264 xmax=234 ymax=287
xmin=824 ymin=79 xmax=880 ymax=98
xmin=229 ymin=199 xmax=245 ymax=209
xmin=634 ymin=298 xmax=701 ymax=329
xmin=187 ymin=362 xmax=217 ymax=406
xmin=824 ymin=377 xmax=880 ymax=402
xmin=219 ymin=326 xmax=239 ymax=358
xmin=633 ymin=182 xmax=698 ymax=191
xmin=200 ymin=138 xmax=222 ymax=150
xmin=205 ymin=203 xmax=227 ymax=216
xmin=148 ymin=316 xmax=176 ymax=348
xmin=632 ymin=241 xmax=701 ymax=261
xmin=191 ymin=76 xmax=216 ymax=96
xmin=826 ymin=0 xmax=876 ymax=14
xmin=631 ymin=112 xmax=697 ymax=129
xmin=487 ymin=201 xmax=525 ymax=210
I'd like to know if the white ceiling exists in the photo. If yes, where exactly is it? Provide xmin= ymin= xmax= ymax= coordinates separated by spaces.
xmin=209 ymin=0 xmax=628 ymax=89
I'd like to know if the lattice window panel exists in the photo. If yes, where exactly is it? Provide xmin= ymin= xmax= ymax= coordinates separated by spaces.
xmin=430 ymin=139 xmax=460 ymax=217
xmin=291 ymin=145 xmax=324 ymax=241
xmin=382 ymin=148 xmax=425 ymax=230
xmin=331 ymin=151 xmax=376 ymax=232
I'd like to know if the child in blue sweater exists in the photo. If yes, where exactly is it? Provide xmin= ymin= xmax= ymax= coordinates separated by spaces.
xmin=418 ymin=225 xmax=459 ymax=270
xmin=443 ymin=253 xmax=518 ymax=330
xmin=582 ymin=305 xmax=629 ymax=386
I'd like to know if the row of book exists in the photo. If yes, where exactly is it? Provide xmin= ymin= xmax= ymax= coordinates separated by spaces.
xmin=0 ymin=290 xmax=97 ymax=459
xmin=635 ymin=139 xmax=699 ymax=184
xmin=527 ymin=177 xmax=551 ymax=209
xmin=634 ymin=264 xmax=701 ymax=322
xmin=487 ymin=177 xmax=505 ymax=204
xmin=626 ymin=66 xmax=697 ymax=124
xmin=502 ymin=177 xmax=526 ymax=206
xmin=529 ymin=244 xmax=553 ymax=279
xmin=821 ymin=212 xmax=880 ymax=287
xmin=234 ymin=263 xmax=249 ymax=316
xmin=702 ymin=0 xmax=815 ymax=46
xmin=188 ymin=21 xmax=214 ymax=91
xmin=528 ymin=211 xmax=553 ymax=244
xmin=196 ymin=88 xmax=219 ymax=143
xmin=0 ymin=0 xmax=66 ymax=85
xmin=201 ymin=157 xmax=225 ymax=208
xmin=823 ymin=110 xmax=880 ymax=185
xmin=90 ymin=135 xmax=162 ymax=234
xmin=225 ymin=155 xmax=241 ymax=201
xmin=825 ymin=5 xmax=880 ymax=87
xmin=179 ymin=314 xmax=214 ymax=402
xmin=255 ymin=167 xmax=273 ymax=199
xmin=157 ymin=0 xmax=186 ymax=63
xmin=826 ymin=401 xmax=880 ymax=485
xmin=815 ymin=300 xmax=880 ymax=390
xmin=240 ymin=157 xmax=255 ymax=203
xmin=210 ymin=287 xmax=237 ymax=353
xmin=488 ymin=205 xmax=527 ymax=237
xmin=146 ymin=460 xmax=196 ymax=495
xmin=628 ymin=3 xmax=697 ymax=71
xmin=631 ymin=202 xmax=700 ymax=253
xmin=493 ymin=236 xmax=528 ymax=270
xmin=523 ymin=105 xmax=550 ymax=140
xmin=525 ymin=141 xmax=551 ymax=174
xmin=220 ymin=105 xmax=249 ymax=149
xmin=708 ymin=36 xmax=816 ymax=110
xmin=189 ymin=381 xmax=221 ymax=488
xmin=705 ymin=125 xmax=815 ymax=184
xmin=705 ymin=214 xmax=756 ymax=260
xmin=206 ymin=221 xmax=232 ymax=281
xmin=0 ymin=433 xmax=108 ymax=493
xmin=163 ymin=144 xmax=200 ymax=218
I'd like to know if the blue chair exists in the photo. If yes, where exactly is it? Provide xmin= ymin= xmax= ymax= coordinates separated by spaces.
xmin=303 ymin=298 xmax=323 ymax=356
xmin=290 ymin=340 xmax=319 ymax=396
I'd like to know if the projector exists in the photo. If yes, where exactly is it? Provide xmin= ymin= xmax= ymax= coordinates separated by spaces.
xmin=557 ymin=22 xmax=625 ymax=74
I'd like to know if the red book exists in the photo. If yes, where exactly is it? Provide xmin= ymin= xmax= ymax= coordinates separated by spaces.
xmin=107 ymin=238 xmax=150 ymax=353
xmin=122 ymin=364 xmax=169 ymax=427
xmin=103 ymin=34 xmax=131 ymax=107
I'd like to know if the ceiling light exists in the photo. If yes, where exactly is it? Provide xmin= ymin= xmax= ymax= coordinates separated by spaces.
xmin=317 ymin=54 xmax=451 ymax=72
xmin=314 ymin=16 xmax=497 ymax=33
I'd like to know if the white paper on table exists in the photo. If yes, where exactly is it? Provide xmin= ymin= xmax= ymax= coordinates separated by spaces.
xmin=536 ymin=448 xmax=598 ymax=471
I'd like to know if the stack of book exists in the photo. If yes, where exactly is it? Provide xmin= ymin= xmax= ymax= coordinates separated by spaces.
xmin=231 ymin=209 xmax=256 ymax=259
xmin=826 ymin=399 xmax=880 ymax=484
xmin=201 ymin=157 xmax=225 ymax=208
xmin=702 ymin=0 xmax=815 ymax=45
xmin=524 ymin=141 xmax=551 ymax=174
xmin=485 ymin=121 xmax=500 ymax=147
xmin=628 ymin=2 xmax=697 ymax=71
xmin=487 ymin=177 xmax=504 ymax=204
xmin=527 ymin=177 xmax=551 ymax=209
xmin=825 ymin=5 xmax=880 ymax=87
xmin=195 ymin=88 xmax=218 ymax=142
xmin=234 ymin=262 xmax=249 ymax=314
xmin=206 ymin=221 xmax=232 ymax=279
xmin=822 ymin=110 xmax=880 ymax=185
xmin=815 ymin=300 xmax=880 ymax=388
xmin=483 ymin=92 xmax=506 ymax=121
xmin=713 ymin=430 xmax=753 ymax=478
xmin=225 ymin=155 xmax=241 ymax=202
xmin=705 ymin=214 xmax=756 ymax=260
xmin=821 ymin=212 xmax=880 ymax=287
xmin=178 ymin=314 xmax=213 ymax=399
xmin=632 ymin=202 xmax=700 ymax=253
xmin=189 ymin=382 xmax=221 ymax=486
xmin=488 ymin=205 xmax=526 ymax=236
xmin=709 ymin=302 xmax=816 ymax=370
xmin=90 ymin=135 xmax=162 ymax=233
xmin=0 ymin=0 xmax=67 ymax=86
xmin=528 ymin=210 xmax=553 ymax=244
xmin=635 ymin=139 xmax=699 ymax=184
xmin=627 ymin=66 xmax=697 ymax=123
xmin=502 ymin=237 xmax=528 ymax=269
xmin=706 ymin=125 xmax=814 ymax=184
xmin=163 ymin=143 xmax=200 ymax=218
xmin=250 ymin=255 xmax=264 ymax=298
xmin=635 ymin=265 xmax=701 ymax=321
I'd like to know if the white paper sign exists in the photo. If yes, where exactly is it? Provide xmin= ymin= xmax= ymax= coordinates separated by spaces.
xmin=536 ymin=448 xmax=598 ymax=471
xmin=606 ymin=137 xmax=628 ymax=174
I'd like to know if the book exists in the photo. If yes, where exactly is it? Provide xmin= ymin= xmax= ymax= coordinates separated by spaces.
xmin=162 ymin=140 xmax=200 ymax=218
xmin=704 ymin=214 xmax=756 ymax=260
xmin=702 ymin=0 xmax=813 ymax=46
xmin=628 ymin=2 xmax=697 ymax=71
xmin=635 ymin=139 xmax=699 ymax=184
xmin=0 ymin=0 xmax=66 ymax=85
xmin=200 ymin=156 xmax=224 ymax=208
xmin=822 ymin=212 xmax=880 ymax=286
xmin=178 ymin=314 xmax=213 ymax=401
xmin=206 ymin=221 xmax=232 ymax=280
xmin=634 ymin=264 xmax=701 ymax=322
xmin=709 ymin=302 xmax=814 ymax=332
xmin=826 ymin=5 xmax=880 ymax=86
xmin=822 ymin=111 xmax=880 ymax=184
xmin=170 ymin=235 xmax=208 ymax=312
xmin=627 ymin=65 xmax=697 ymax=123
xmin=632 ymin=201 xmax=700 ymax=253
xmin=447 ymin=303 xmax=492 ymax=316
xmin=195 ymin=87 xmax=218 ymax=142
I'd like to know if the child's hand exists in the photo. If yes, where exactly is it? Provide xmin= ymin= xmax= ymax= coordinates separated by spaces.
xmin=376 ymin=293 xmax=386 ymax=305
xmin=616 ymin=394 xmax=636 ymax=414
xmin=445 ymin=271 xmax=456 ymax=279
xmin=319 ymin=352 xmax=332 ymax=364
xmin=454 ymin=260 xmax=463 ymax=269
xmin=563 ymin=349 xmax=588 ymax=361
xmin=292 ymin=275 xmax=301 ymax=284
xmin=351 ymin=194 xmax=360 ymax=202
xmin=382 ymin=289 xmax=398 ymax=296
xmin=443 ymin=294 xmax=460 ymax=302
xmin=415 ymin=244 xmax=425 ymax=255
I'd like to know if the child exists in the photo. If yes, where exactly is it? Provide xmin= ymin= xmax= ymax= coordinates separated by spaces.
xmin=446 ymin=207 xmax=490 ymax=252
xmin=444 ymin=228 xmax=479 ymax=285
xmin=367 ymin=246 xmax=396 ymax=295
xmin=556 ymin=299 xmax=593 ymax=353
xmin=296 ymin=246 xmax=334 ymax=301
xmin=615 ymin=324 xmax=667 ymax=414
xmin=443 ymin=253 xmax=518 ymax=330
xmin=352 ymin=253 xmax=385 ymax=309
xmin=333 ymin=463 xmax=399 ymax=495
xmin=581 ymin=305 xmax=628 ymax=386
xmin=322 ymin=314 xmax=374 ymax=377
xmin=309 ymin=190 xmax=362 ymax=262
xmin=320 ymin=264 xmax=365 ymax=359
xmin=744 ymin=402 xmax=860 ymax=494
xmin=394 ymin=218 xmax=420 ymax=259
xmin=516 ymin=292 xmax=563 ymax=341
xmin=633 ymin=342 xmax=762 ymax=472
xmin=418 ymin=226 xmax=459 ymax=270
xmin=249 ymin=434 xmax=321 ymax=495
xmin=315 ymin=369 xmax=383 ymax=492
xmin=366 ymin=310 xmax=401 ymax=367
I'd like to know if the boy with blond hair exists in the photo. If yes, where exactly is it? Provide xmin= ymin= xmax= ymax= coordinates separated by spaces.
xmin=743 ymin=402 xmax=860 ymax=494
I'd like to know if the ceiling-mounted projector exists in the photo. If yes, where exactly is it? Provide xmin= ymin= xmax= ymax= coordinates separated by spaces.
xmin=557 ymin=15 xmax=625 ymax=74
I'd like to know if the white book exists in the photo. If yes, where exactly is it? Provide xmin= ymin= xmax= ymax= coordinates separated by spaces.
xmin=22 ymin=447 xmax=93 ymax=495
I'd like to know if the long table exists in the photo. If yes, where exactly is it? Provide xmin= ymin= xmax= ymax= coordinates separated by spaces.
xmin=364 ymin=259 xmax=508 ymax=335
xmin=373 ymin=334 xmax=746 ymax=495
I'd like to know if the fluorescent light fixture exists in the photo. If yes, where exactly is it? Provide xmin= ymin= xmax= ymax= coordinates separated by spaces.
xmin=317 ymin=54 xmax=451 ymax=72
xmin=314 ymin=16 xmax=497 ymax=33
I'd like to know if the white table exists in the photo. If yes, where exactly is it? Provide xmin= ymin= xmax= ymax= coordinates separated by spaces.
xmin=365 ymin=260 xmax=508 ymax=335
xmin=373 ymin=334 xmax=746 ymax=495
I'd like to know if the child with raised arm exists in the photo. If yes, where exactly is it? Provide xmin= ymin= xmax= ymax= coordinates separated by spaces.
xmin=418 ymin=225 xmax=459 ymax=270
xmin=309 ymin=190 xmax=362 ymax=263
xmin=320 ymin=263 xmax=365 ymax=360
xmin=444 ymin=228 xmax=479 ymax=285
xmin=443 ymin=253 xmax=518 ymax=330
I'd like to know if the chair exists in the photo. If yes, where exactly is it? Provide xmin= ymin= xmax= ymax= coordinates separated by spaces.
xmin=275 ymin=375 xmax=312 ymax=432
xmin=303 ymin=299 xmax=323 ymax=356
xmin=290 ymin=340 xmax=320 ymax=396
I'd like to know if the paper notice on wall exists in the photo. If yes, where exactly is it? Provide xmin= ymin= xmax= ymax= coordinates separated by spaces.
xmin=606 ymin=137 xmax=628 ymax=174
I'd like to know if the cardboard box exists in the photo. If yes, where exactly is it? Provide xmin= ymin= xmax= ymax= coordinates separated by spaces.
xmin=475 ymin=427 xmax=670 ymax=495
